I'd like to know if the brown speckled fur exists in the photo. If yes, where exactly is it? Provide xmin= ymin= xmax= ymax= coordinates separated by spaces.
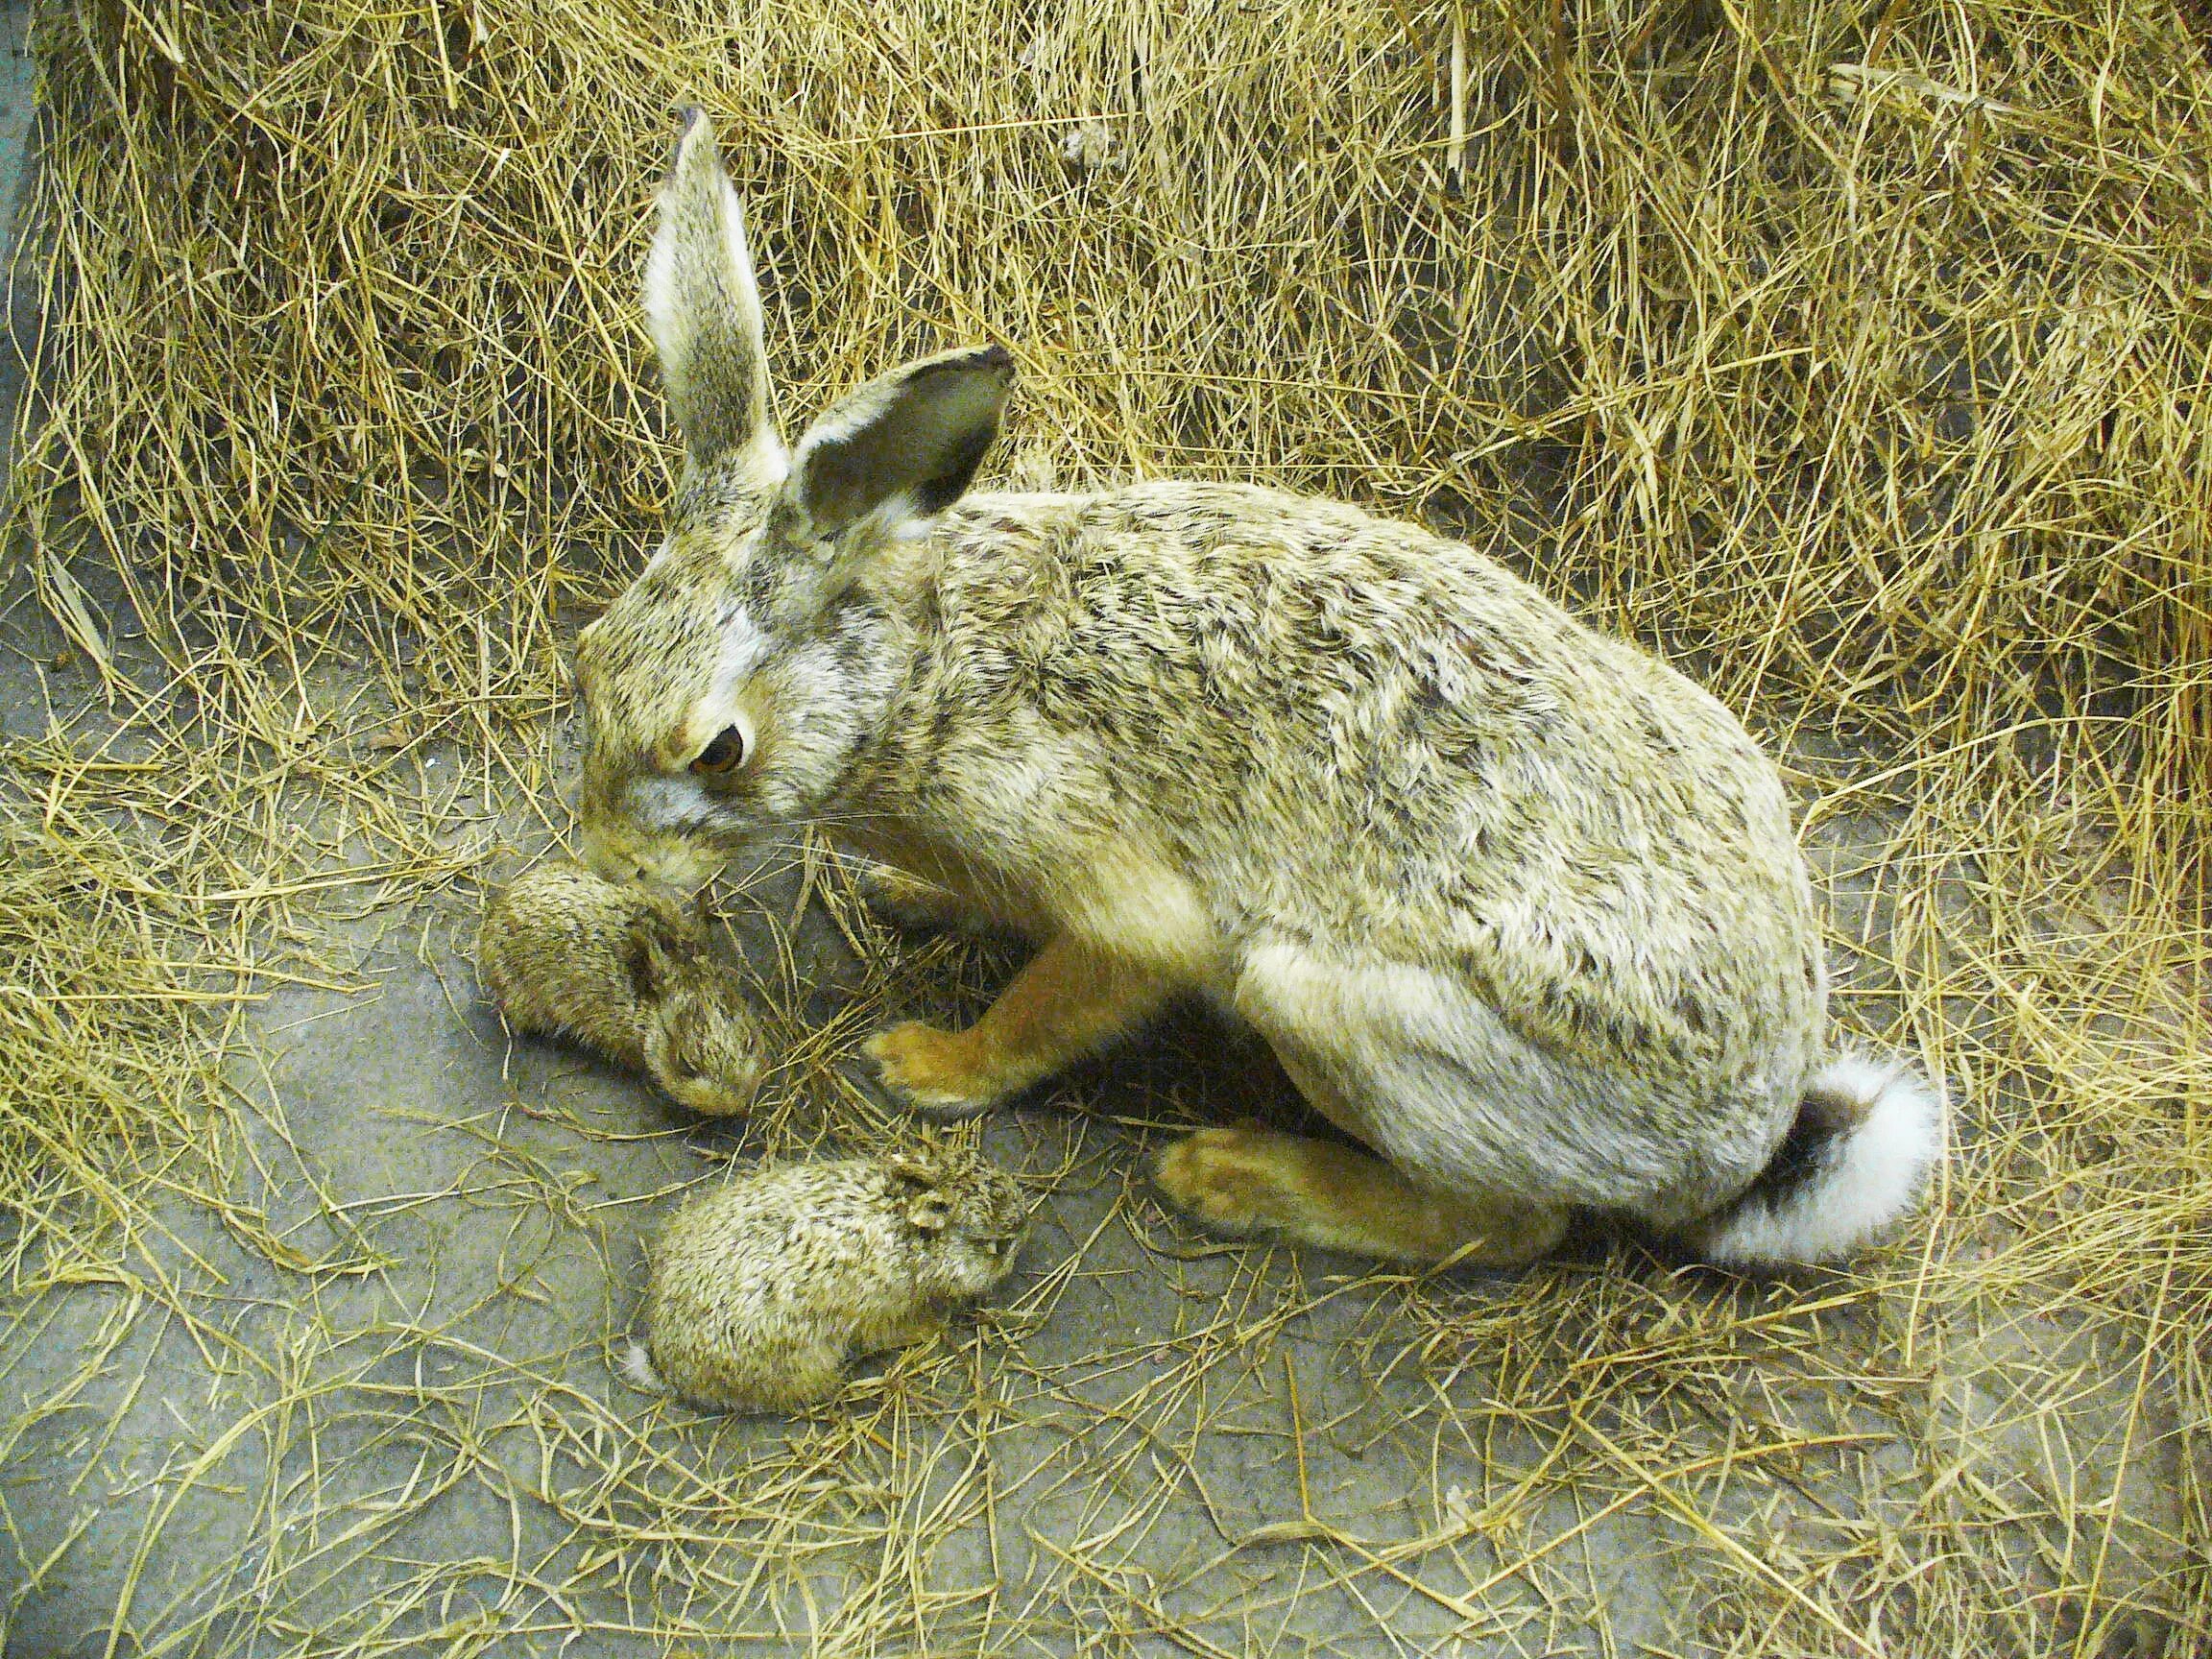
xmin=630 ymin=1148 xmax=1028 ymax=1413
xmin=573 ymin=116 xmax=1943 ymax=1269
xmin=476 ymin=860 xmax=763 ymax=1118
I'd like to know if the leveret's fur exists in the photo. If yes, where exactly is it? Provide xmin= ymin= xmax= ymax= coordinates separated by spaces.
xmin=625 ymin=1146 xmax=1028 ymax=1413
xmin=574 ymin=111 xmax=1945 ymax=1269
xmin=477 ymin=859 xmax=763 ymax=1117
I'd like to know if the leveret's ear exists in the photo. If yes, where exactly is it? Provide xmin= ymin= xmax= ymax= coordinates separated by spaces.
xmin=618 ymin=923 xmax=661 ymax=1003
xmin=885 ymin=1148 xmax=942 ymax=1191
xmin=644 ymin=108 xmax=781 ymax=486
xmin=620 ymin=918 xmax=683 ymax=1001
xmin=887 ymin=1146 xmax=957 ymax=1232
xmin=758 ymin=344 xmax=1014 ymax=617
xmin=905 ymin=1190 xmax=954 ymax=1234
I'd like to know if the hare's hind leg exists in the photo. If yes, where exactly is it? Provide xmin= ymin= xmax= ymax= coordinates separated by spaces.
xmin=1153 ymin=1124 xmax=1566 ymax=1265
xmin=677 ymin=1335 xmax=848 ymax=1414
xmin=853 ymin=1305 xmax=950 ymax=1357
xmin=1156 ymin=941 xmax=1577 ymax=1265
xmin=869 ymin=933 xmax=1171 ymax=1117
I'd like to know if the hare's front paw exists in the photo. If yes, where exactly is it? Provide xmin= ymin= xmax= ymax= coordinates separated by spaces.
xmin=866 ymin=1022 xmax=1001 ymax=1118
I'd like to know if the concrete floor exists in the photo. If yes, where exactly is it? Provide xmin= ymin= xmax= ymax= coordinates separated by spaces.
xmin=0 ymin=7 xmax=2193 ymax=1651
xmin=0 ymin=0 xmax=36 ymax=477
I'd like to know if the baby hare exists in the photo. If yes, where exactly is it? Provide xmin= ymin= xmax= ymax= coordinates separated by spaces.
xmin=571 ymin=111 xmax=1943 ymax=1271
xmin=624 ymin=1145 xmax=1029 ymax=1413
xmin=477 ymin=859 xmax=763 ymax=1116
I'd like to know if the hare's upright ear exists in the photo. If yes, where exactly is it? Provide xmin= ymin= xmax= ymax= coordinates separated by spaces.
xmin=644 ymin=108 xmax=781 ymax=486
xmin=758 ymin=345 xmax=1013 ymax=620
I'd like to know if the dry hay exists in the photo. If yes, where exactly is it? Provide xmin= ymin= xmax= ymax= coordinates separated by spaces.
xmin=3 ymin=0 xmax=2207 ymax=1653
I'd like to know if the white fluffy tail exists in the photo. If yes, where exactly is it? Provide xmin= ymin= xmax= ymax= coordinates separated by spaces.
xmin=619 ymin=1338 xmax=666 ymax=1394
xmin=1688 ymin=1055 xmax=1946 ymax=1267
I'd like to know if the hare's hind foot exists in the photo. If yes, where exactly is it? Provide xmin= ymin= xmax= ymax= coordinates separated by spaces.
xmin=1152 ymin=1124 xmax=1568 ymax=1267
xmin=869 ymin=933 xmax=1171 ymax=1118
xmin=666 ymin=1336 xmax=848 ymax=1415
xmin=854 ymin=1306 xmax=950 ymax=1357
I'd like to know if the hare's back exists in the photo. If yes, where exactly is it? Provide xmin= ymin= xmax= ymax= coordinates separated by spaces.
xmin=927 ymin=481 xmax=1778 ymax=836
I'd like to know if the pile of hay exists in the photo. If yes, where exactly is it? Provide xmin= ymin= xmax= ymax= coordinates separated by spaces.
xmin=8 ymin=0 xmax=2207 ymax=1651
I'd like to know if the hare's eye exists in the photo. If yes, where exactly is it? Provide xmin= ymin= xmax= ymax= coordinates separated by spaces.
xmin=689 ymin=725 xmax=747 ymax=776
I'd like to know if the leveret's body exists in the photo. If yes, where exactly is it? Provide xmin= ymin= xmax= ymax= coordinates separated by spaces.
xmin=627 ymin=1148 xmax=1027 ymax=1413
xmin=477 ymin=859 xmax=762 ymax=1117
xmin=573 ymin=111 xmax=1943 ymax=1269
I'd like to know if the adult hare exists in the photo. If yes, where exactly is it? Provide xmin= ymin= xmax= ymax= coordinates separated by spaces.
xmin=574 ymin=112 xmax=1943 ymax=1268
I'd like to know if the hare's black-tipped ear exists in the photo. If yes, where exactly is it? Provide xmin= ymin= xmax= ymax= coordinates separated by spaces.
xmin=760 ymin=345 xmax=1012 ymax=614
xmin=644 ymin=108 xmax=781 ymax=483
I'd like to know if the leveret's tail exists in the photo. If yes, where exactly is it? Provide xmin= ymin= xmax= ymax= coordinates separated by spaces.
xmin=619 ymin=1338 xmax=666 ymax=1394
xmin=1687 ymin=1055 xmax=1946 ymax=1266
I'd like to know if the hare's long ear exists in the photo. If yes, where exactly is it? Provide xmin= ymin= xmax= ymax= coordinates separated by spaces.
xmin=644 ymin=109 xmax=781 ymax=486
xmin=758 ymin=345 xmax=1013 ymax=622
